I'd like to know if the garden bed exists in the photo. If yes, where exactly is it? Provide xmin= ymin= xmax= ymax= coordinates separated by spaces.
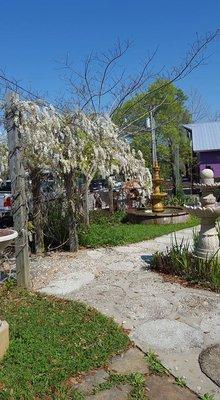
xmin=151 ymin=241 xmax=220 ymax=292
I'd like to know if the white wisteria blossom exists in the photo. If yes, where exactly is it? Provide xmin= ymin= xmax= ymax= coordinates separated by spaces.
xmin=58 ymin=111 xmax=152 ymax=223
xmin=9 ymin=98 xmax=61 ymax=169
xmin=3 ymin=95 xmax=61 ymax=254
xmin=3 ymin=94 xmax=152 ymax=252
xmin=125 ymin=148 xmax=152 ymax=195
xmin=92 ymin=114 xmax=152 ymax=193
xmin=0 ymin=141 xmax=9 ymax=180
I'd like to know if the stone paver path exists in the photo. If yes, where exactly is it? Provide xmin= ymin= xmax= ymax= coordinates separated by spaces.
xmin=33 ymin=227 xmax=220 ymax=399
xmin=71 ymin=346 xmax=198 ymax=399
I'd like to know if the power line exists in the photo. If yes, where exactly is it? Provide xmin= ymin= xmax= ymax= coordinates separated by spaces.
xmin=0 ymin=74 xmax=43 ymax=100
xmin=0 ymin=78 xmax=64 ymax=132
xmin=0 ymin=74 xmax=64 ymax=113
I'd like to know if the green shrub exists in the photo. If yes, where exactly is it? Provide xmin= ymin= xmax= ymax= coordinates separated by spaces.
xmin=44 ymin=207 xmax=128 ymax=250
xmin=89 ymin=209 xmax=127 ymax=225
xmin=43 ymin=197 xmax=69 ymax=250
xmin=151 ymin=237 xmax=220 ymax=291
xmin=165 ymin=194 xmax=199 ymax=207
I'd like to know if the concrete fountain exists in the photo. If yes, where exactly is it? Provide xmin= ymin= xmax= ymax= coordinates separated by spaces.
xmin=184 ymin=168 xmax=220 ymax=260
xmin=127 ymin=162 xmax=189 ymax=224
xmin=0 ymin=227 xmax=18 ymax=359
xmin=126 ymin=154 xmax=189 ymax=225
xmin=127 ymin=109 xmax=189 ymax=225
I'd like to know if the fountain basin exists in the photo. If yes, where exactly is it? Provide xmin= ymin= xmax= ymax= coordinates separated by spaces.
xmin=126 ymin=206 xmax=189 ymax=225
xmin=0 ymin=229 xmax=18 ymax=253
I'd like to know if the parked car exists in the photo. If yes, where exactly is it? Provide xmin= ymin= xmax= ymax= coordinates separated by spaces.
xmin=113 ymin=181 xmax=123 ymax=191
xmin=89 ymin=179 xmax=107 ymax=192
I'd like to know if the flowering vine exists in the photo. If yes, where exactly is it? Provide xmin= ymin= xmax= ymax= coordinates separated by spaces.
xmin=2 ymin=94 xmax=152 ymax=250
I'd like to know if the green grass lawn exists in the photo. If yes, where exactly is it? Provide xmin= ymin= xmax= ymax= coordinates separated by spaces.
xmin=78 ymin=212 xmax=199 ymax=248
xmin=0 ymin=288 xmax=130 ymax=399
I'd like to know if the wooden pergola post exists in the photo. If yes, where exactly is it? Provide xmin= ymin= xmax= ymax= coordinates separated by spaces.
xmin=5 ymin=93 xmax=31 ymax=289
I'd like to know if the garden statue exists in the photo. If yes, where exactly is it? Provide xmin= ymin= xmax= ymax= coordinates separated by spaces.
xmin=184 ymin=168 xmax=220 ymax=260
xmin=0 ymin=228 xmax=18 ymax=359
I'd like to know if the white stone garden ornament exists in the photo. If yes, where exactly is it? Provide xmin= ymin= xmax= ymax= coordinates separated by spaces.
xmin=185 ymin=168 xmax=220 ymax=260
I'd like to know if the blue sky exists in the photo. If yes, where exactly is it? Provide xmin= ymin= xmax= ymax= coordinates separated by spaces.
xmin=0 ymin=0 xmax=219 ymax=114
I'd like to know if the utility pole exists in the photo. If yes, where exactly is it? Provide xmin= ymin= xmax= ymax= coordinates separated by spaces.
xmin=149 ymin=109 xmax=157 ymax=165
xmin=5 ymin=93 xmax=31 ymax=289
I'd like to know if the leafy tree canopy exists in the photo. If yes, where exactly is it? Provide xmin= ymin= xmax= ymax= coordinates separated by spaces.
xmin=113 ymin=79 xmax=192 ymax=187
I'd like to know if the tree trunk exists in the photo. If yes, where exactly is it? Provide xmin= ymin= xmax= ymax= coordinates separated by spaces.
xmin=30 ymin=168 xmax=44 ymax=254
xmin=64 ymin=171 xmax=78 ymax=252
xmin=173 ymin=143 xmax=180 ymax=194
xmin=83 ymin=176 xmax=90 ymax=226
xmin=108 ymin=183 xmax=114 ymax=213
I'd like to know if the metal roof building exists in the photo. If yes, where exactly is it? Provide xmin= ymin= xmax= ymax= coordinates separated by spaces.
xmin=183 ymin=122 xmax=220 ymax=178
xmin=183 ymin=121 xmax=220 ymax=152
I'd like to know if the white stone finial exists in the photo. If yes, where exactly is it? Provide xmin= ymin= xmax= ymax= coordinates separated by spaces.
xmin=200 ymin=168 xmax=214 ymax=185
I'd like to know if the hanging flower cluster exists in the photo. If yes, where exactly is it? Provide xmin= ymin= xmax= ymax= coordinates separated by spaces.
xmin=124 ymin=148 xmax=152 ymax=195
xmin=57 ymin=111 xmax=129 ymax=185
xmin=3 ymin=95 xmax=61 ymax=170
xmin=3 ymin=96 xmax=152 ymax=193
xmin=0 ymin=142 xmax=9 ymax=179
xmin=92 ymin=114 xmax=152 ymax=194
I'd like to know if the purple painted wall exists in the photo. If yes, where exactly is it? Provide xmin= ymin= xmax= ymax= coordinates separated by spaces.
xmin=199 ymin=151 xmax=220 ymax=178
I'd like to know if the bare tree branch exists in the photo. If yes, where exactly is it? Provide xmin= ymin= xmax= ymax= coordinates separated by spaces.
xmin=97 ymin=39 xmax=132 ymax=112
xmin=110 ymin=47 xmax=159 ymax=113
xmin=187 ymin=88 xmax=210 ymax=122
xmin=59 ymin=40 xmax=158 ymax=113
xmin=111 ymin=30 xmax=219 ymax=119
xmin=84 ymin=52 xmax=97 ymax=113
